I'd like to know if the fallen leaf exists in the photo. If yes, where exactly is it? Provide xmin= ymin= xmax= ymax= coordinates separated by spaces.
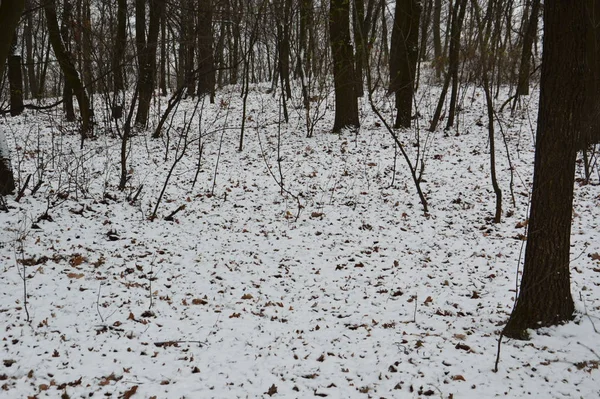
xmin=241 ymin=294 xmax=253 ymax=300
xmin=266 ymin=384 xmax=277 ymax=396
xmin=451 ymin=375 xmax=466 ymax=381
xmin=122 ymin=385 xmax=138 ymax=399
xmin=66 ymin=273 xmax=84 ymax=279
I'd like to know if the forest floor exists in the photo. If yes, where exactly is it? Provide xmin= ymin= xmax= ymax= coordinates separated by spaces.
xmin=1 ymin=83 xmax=599 ymax=399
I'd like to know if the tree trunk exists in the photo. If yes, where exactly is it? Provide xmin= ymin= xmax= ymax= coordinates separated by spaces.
xmin=60 ymin=0 xmax=75 ymax=121
xmin=24 ymin=7 xmax=40 ymax=100
xmin=45 ymin=0 xmax=92 ymax=140
xmin=432 ymin=0 xmax=442 ymax=79
xmin=516 ymin=0 xmax=540 ymax=97
xmin=330 ymin=0 xmax=359 ymax=132
xmin=113 ymin=0 xmax=127 ymax=93
xmin=503 ymin=0 xmax=590 ymax=340
xmin=197 ymin=0 xmax=215 ymax=100
xmin=389 ymin=0 xmax=421 ymax=128
xmin=0 ymin=0 xmax=24 ymax=195
xmin=445 ymin=0 xmax=467 ymax=130
xmin=9 ymin=53 xmax=24 ymax=117
xmin=135 ymin=0 xmax=166 ymax=127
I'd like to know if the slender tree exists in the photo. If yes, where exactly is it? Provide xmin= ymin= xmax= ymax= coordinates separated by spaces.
xmin=503 ymin=0 xmax=596 ymax=339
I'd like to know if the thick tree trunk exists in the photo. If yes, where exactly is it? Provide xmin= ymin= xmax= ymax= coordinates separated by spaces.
xmin=389 ymin=0 xmax=421 ymax=128
xmin=503 ymin=0 xmax=590 ymax=339
xmin=45 ymin=0 xmax=92 ymax=140
xmin=0 ymin=0 xmax=24 ymax=195
xmin=197 ymin=0 xmax=215 ymax=100
xmin=330 ymin=0 xmax=359 ymax=132
xmin=9 ymin=52 xmax=24 ymax=117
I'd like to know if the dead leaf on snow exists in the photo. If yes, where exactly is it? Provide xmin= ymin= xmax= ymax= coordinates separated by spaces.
xmin=266 ymin=384 xmax=278 ymax=396
xmin=122 ymin=385 xmax=138 ymax=399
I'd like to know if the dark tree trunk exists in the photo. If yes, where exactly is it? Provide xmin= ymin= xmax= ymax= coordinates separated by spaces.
xmin=182 ymin=0 xmax=195 ymax=96
xmin=445 ymin=0 xmax=467 ymax=130
xmin=503 ymin=0 xmax=591 ymax=340
xmin=516 ymin=0 xmax=540 ymax=96
xmin=135 ymin=0 xmax=166 ymax=127
xmin=159 ymin=12 xmax=167 ymax=95
xmin=419 ymin=0 xmax=432 ymax=62
xmin=60 ymin=0 xmax=75 ymax=121
xmin=197 ymin=0 xmax=215 ymax=100
xmin=45 ymin=0 xmax=92 ymax=140
xmin=24 ymin=7 xmax=40 ymax=100
xmin=330 ymin=0 xmax=359 ymax=132
xmin=581 ymin=0 xmax=600 ymax=147
xmin=389 ymin=0 xmax=421 ymax=128
xmin=113 ymin=0 xmax=127 ymax=93
xmin=0 ymin=0 xmax=24 ymax=195
xmin=432 ymin=0 xmax=442 ymax=79
xmin=9 ymin=53 xmax=24 ymax=117
xmin=352 ymin=0 xmax=366 ymax=97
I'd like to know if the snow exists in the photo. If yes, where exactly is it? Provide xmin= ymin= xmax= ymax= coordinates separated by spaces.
xmin=0 ymin=83 xmax=599 ymax=398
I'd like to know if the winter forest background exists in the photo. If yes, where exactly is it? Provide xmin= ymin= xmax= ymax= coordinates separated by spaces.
xmin=0 ymin=0 xmax=599 ymax=397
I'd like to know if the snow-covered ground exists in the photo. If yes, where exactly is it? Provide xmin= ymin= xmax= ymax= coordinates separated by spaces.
xmin=1 ymin=84 xmax=599 ymax=398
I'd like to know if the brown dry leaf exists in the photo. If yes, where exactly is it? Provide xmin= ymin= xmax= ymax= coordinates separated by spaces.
xmin=66 ymin=273 xmax=84 ymax=279
xmin=451 ymin=375 xmax=466 ymax=381
xmin=229 ymin=313 xmax=241 ymax=318
xmin=310 ymin=212 xmax=324 ymax=218
xmin=515 ymin=219 xmax=529 ymax=228
xmin=69 ymin=255 xmax=85 ymax=267
xmin=160 ymin=380 xmax=170 ymax=385
xmin=590 ymin=253 xmax=600 ymax=261
xmin=39 ymin=384 xmax=49 ymax=391
xmin=127 ymin=312 xmax=135 ymax=321
xmin=191 ymin=298 xmax=208 ymax=305
xmin=99 ymin=373 xmax=121 ymax=386
xmin=266 ymin=384 xmax=278 ymax=396
xmin=423 ymin=296 xmax=433 ymax=305
xmin=122 ymin=385 xmax=138 ymax=399
xmin=241 ymin=294 xmax=253 ymax=300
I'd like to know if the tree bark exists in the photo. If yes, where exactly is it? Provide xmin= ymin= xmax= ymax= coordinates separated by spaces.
xmin=330 ymin=0 xmax=359 ymax=132
xmin=0 ymin=0 xmax=24 ymax=194
xmin=389 ymin=0 xmax=420 ymax=128
xmin=503 ymin=0 xmax=590 ymax=339
xmin=516 ymin=0 xmax=540 ymax=96
xmin=197 ymin=0 xmax=215 ymax=100
xmin=432 ymin=0 xmax=442 ymax=79
xmin=113 ymin=0 xmax=127 ymax=93
xmin=9 ymin=52 xmax=24 ymax=117
xmin=135 ymin=0 xmax=166 ymax=127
